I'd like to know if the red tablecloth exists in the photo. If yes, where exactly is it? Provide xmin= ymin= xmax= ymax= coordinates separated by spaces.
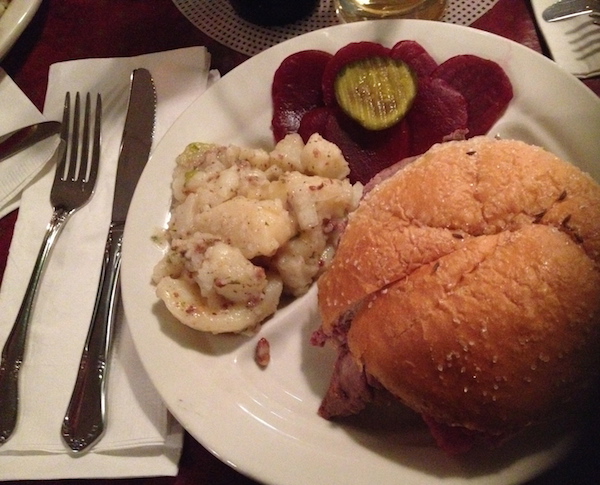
xmin=1 ymin=1 xmax=599 ymax=484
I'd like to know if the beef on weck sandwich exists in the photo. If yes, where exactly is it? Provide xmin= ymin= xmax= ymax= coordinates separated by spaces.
xmin=312 ymin=136 xmax=600 ymax=455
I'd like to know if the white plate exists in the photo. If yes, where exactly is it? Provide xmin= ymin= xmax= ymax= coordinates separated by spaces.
xmin=0 ymin=0 xmax=42 ymax=59
xmin=121 ymin=20 xmax=600 ymax=485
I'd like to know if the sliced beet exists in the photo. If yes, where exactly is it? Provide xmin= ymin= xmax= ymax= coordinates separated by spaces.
xmin=271 ymin=49 xmax=332 ymax=141
xmin=433 ymin=54 xmax=513 ymax=137
xmin=321 ymin=41 xmax=390 ymax=107
xmin=271 ymin=104 xmax=303 ymax=142
xmin=297 ymin=106 xmax=331 ymax=143
xmin=406 ymin=77 xmax=468 ymax=156
xmin=390 ymin=40 xmax=438 ymax=78
xmin=319 ymin=107 xmax=411 ymax=185
xmin=270 ymin=42 xmax=514 ymax=184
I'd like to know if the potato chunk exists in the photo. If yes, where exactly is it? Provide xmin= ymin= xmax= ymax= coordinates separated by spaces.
xmin=194 ymin=197 xmax=295 ymax=259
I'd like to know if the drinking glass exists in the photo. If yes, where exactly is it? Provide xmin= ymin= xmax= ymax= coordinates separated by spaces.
xmin=335 ymin=0 xmax=447 ymax=22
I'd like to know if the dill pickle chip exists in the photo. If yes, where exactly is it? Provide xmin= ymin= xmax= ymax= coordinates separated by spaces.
xmin=334 ymin=56 xmax=417 ymax=131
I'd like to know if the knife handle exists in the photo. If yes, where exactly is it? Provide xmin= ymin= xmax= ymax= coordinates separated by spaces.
xmin=61 ymin=222 xmax=124 ymax=453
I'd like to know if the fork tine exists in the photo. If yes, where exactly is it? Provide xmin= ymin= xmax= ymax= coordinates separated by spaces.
xmin=59 ymin=92 xmax=102 ymax=184
xmin=78 ymin=93 xmax=91 ymax=183
xmin=55 ymin=93 xmax=71 ymax=182
xmin=88 ymin=94 xmax=102 ymax=186
xmin=67 ymin=93 xmax=81 ymax=181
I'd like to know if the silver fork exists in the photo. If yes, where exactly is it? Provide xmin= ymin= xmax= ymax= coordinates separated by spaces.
xmin=0 ymin=92 xmax=102 ymax=445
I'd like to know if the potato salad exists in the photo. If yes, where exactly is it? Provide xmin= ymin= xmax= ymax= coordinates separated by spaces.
xmin=152 ymin=133 xmax=362 ymax=334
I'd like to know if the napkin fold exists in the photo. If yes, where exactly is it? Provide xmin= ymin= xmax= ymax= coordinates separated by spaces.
xmin=0 ymin=46 xmax=218 ymax=480
xmin=0 ymin=70 xmax=59 ymax=218
xmin=531 ymin=0 xmax=600 ymax=78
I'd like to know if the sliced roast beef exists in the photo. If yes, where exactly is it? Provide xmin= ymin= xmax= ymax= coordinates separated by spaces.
xmin=318 ymin=348 xmax=374 ymax=419
xmin=421 ymin=415 xmax=479 ymax=455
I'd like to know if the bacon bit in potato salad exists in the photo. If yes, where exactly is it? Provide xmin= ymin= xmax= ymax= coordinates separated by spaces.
xmin=255 ymin=338 xmax=271 ymax=367
xmin=152 ymin=133 xmax=363 ymax=335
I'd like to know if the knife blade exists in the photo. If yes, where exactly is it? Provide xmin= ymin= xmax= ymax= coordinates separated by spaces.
xmin=542 ymin=0 xmax=599 ymax=22
xmin=0 ymin=121 xmax=61 ymax=162
xmin=61 ymin=68 xmax=156 ymax=453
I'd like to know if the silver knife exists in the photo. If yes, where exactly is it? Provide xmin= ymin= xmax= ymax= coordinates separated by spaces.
xmin=542 ymin=0 xmax=599 ymax=22
xmin=60 ymin=68 xmax=156 ymax=453
xmin=0 ymin=121 xmax=61 ymax=162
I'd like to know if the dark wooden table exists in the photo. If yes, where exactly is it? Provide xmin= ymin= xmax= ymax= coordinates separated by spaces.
xmin=1 ymin=1 xmax=598 ymax=484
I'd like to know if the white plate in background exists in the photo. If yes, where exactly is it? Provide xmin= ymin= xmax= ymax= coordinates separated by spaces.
xmin=0 ymin=0 xmax=42 ymax=59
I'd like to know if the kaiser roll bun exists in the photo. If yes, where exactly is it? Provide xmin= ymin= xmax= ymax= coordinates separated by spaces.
xmin=317 ymin=136 xmax=600 ymax=437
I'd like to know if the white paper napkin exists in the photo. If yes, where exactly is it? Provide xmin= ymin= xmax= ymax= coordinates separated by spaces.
xmin=532 ymin=0 xmax=600 ymax=78
xmin=0 ymin=46 xmax=218 ymax=480
xmin=0 ymin=69 xmax=59 ymax=218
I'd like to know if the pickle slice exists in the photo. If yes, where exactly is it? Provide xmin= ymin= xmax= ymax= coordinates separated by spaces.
xmin=334 ymin=56 xmax=417 ymax=131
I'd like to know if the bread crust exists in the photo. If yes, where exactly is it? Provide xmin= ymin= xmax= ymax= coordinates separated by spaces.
xmin=317 ymin=136 xmax=600 ymax=435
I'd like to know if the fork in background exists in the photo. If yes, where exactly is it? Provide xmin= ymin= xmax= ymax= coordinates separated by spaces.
xmin=0 ymin=92 xmax=102 ymax=445
xmin=565 ymin=13 xmax=600 ymax=62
